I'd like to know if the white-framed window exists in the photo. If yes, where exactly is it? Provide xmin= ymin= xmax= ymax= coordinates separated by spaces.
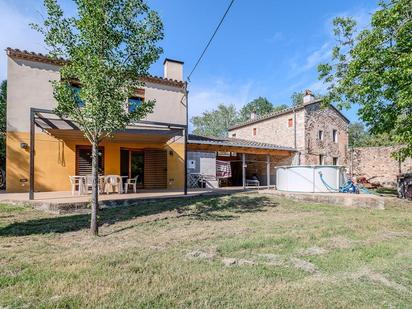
xmin=319 ymin=154 xmax=324 ymax=165
xmin=318 ymin=130 xmax=324 ymax=140
xmin=332 ymin=157 xmax=338 ymax=165
xmin=332 ymin=129 xmax=338 ymax=143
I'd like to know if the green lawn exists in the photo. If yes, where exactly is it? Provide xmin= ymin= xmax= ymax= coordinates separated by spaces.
xmin=0 ymin=193 xmax=411 ymax=308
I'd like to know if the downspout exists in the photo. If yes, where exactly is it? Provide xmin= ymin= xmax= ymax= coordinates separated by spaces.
xmin=184 ymin=84 xmax=189 ymax=195
xmin=293 ymin=107 xmax=300 ymax=165
xmin=293 ymin=107 xmax=297 ymax=149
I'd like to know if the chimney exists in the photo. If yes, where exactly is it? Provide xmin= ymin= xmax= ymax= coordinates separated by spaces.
xmin=250 ymin=111 xmax=257 ymax=120
xmin=303 ymin=89 xmax=315 ymax=104
xmin=163 ymin=58 xmax=184 ymax=81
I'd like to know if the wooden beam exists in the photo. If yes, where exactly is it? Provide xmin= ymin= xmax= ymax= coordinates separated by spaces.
xmin=187 ymin=143 xmax=293 ymax=157
xmin=266 ymin=154 xmax=270 ymax=188
xmin=242 ymin=153 xmax=246 ymax=189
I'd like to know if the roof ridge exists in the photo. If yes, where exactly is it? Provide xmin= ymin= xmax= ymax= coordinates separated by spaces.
xmin=230 ymin=105 xmax=303 ymax=130
xmin=229 ymin=99 xmax=349 ymax=130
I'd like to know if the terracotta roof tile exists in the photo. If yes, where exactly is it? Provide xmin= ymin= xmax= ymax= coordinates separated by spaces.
xmin=188 ymin=134 xmax=296 ymax=152
xmin=6 ymin=47 xmax=186 ymax=89
xmin=229 ymin=99 xmax=349 ymax=130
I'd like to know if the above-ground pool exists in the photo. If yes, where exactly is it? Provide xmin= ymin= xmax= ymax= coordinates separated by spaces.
xmin=276 ymin=165 xmax=347 ymax=193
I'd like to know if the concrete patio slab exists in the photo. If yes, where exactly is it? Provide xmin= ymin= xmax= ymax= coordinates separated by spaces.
xmin=0 ymin=188 xmax=249 ymax=214
xmin=260 ymin=189 xmax=386 ymax=209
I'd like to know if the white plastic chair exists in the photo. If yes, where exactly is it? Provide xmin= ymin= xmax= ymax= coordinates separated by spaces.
xmin=104 ymin=175 xmax=123 ymax=194
xmin=84 ymin=175 xmax=94 ymax=193
xmin=124 ymin=175 xmax=139 ymax=193
xmin=69 ymin=176 xmax=84 ymax=196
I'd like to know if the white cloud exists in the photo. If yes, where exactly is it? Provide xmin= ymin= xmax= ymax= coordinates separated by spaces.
xmin=0 ymin=1 xmax=46 ymax=80
xmin=288 ymin=42 xmax=332 ymax=79
xmin=307 ymin=80 xmax=328 ymax=94
xmin=188 ymin=78 xmax=254 ymax=129
xmin=266 ymin=31 xmax=283 ymax=43
xmin=301 ymin=42 xmax=332 ymax=72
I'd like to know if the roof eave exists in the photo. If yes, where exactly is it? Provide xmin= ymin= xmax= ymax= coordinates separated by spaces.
xmin=6 ymin=47 xmax=186 ymax=89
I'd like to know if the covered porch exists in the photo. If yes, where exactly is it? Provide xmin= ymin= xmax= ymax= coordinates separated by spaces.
xmin=187 ymin=135 xmax=297 ymax=189
xmin=22 ymin=108 xmax=187 ymax=199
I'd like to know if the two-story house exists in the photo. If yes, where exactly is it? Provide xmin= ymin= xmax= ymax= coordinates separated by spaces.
xmin=6 ymin=48 xmax=187 ymax=193
xmin=228 ymin=90 xmax=349 ymax=166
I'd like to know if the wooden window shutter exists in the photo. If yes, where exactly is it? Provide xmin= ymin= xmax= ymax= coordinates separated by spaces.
xmin=76 ymin=146 xmax=105 ymax=176
xmin=143 ymin=149 xmax=167 ymax=189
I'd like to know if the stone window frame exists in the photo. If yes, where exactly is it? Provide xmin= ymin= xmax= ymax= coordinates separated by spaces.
xmin=332 ymin=129 xmax=338 ymax=143
xmin=253 ymin=128 xmax=257 ymax=136
xmin=319 ymin=154 xmax=325 ymax=165
xmin=287 ymin=118 xmax=293 ymax=127
xmin=332 ymin=157 xmax=338 ymax=165
xmin=318 ymin=130 xmax=324 ymax=141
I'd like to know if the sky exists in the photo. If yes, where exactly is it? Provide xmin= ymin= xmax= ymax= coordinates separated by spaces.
xmin=0 ymin=0 xmax=378 ymax=126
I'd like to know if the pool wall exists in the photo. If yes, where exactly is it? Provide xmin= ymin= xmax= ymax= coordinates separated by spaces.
xmin=276 ymin=165 xmax=346 ymax=193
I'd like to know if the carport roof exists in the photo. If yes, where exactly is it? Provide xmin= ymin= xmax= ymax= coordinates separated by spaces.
xmin=188 ymin=134 xmax=297 ymax=152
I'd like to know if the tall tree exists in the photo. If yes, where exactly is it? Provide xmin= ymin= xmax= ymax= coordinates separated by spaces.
xmin=239 ymin=97 xmax=274 ymax=122
xmin=349 ymin=122 xmax=396 ymax=148
xmin=33 ymin=0 xmax=163 ymax=235
xmin=191 ymin=104 xmax=238 ymax=137
xmin=318 ymin=0 xmax=412 ymax=161
xmin=290 ymin=91 xmax=304 ymax=106
xmin=290 ymin=91 xmax=320 ymax=106
xmin=272 ymin=104 xmax=289 ymax=112
xmin=348 ymin=122 xmax=368 ymax=147
xmin=0 ymin=80 xmax=6 ymax=165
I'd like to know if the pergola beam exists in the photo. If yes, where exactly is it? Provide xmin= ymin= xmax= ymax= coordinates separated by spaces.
xmin=28 ymin=107 xmax=188 ymax=200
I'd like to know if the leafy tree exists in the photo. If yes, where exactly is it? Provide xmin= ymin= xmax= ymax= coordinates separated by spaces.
xmin=272 ymin=104 xmax=289 ymax=112
xmin=291 ymin=91 xmax=304 ymax=106
xmin=239 ymin=97 xmax=273 ymax=122
xmin=191 ymin=104 xmax=238 ymax=137
xmin=33 ymin=0 xmax=163 ymax=235
xmin=290 ymin=90 xmax=321 ymax=106
xmin=0 ymin=80 xmax=6 ymax=165
xmin=348 ymin=122 xmax=368 ymax=147
xmin=318 ymin=0 xmax=412 ymax=161
xmin=349 ymin=122 xmax=397 ymax=148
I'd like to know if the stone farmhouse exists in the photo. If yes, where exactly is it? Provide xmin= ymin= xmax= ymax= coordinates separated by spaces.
xmin=228 ymin=90 xmax=350 ymax=167
xmin=5 ymin=48 xmax=297 ymax=195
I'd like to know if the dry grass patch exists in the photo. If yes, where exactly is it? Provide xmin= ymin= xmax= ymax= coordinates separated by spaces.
xmin=0 ymin=194 xmax=411 ymax=308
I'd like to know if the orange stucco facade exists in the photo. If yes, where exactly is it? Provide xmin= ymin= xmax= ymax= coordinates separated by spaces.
xmin=6 ymin=132 xmax=185 ymax=193
xmin=6 ymin=49 xmax=187 ymax=193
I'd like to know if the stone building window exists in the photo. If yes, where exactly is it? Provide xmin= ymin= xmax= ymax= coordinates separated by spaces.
xmin=288 ymin=118 xmax=293 ymax=127
xmin=318 ymin=130 xmax=324 ymax=140
xmin=232 ymin=133 xmax=236 ymax=138
xmin=319 ymin=154 xmax=324 ymax=165
xmin=333 ymin=157 xmax=338 ymax=165
xmin=332 ymin=129 xmax=338 ymax=143
xmin=253 ymin=128 xmax=257 ymax=136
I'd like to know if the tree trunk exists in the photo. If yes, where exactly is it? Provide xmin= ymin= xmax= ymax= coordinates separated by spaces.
xmin=90 ymin=141 xmax=99 ymax=236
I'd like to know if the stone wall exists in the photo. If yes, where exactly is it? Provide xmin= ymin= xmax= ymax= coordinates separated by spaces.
xmin=350 ymin=146 xmax=412 ymax=188
xmin=228 ymin=109 xmax=306 ymax=151
xmin=303 ymin=102 xmax=349 ymax=166
xmin=228 ymin=102 xmax=349 ymax=167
